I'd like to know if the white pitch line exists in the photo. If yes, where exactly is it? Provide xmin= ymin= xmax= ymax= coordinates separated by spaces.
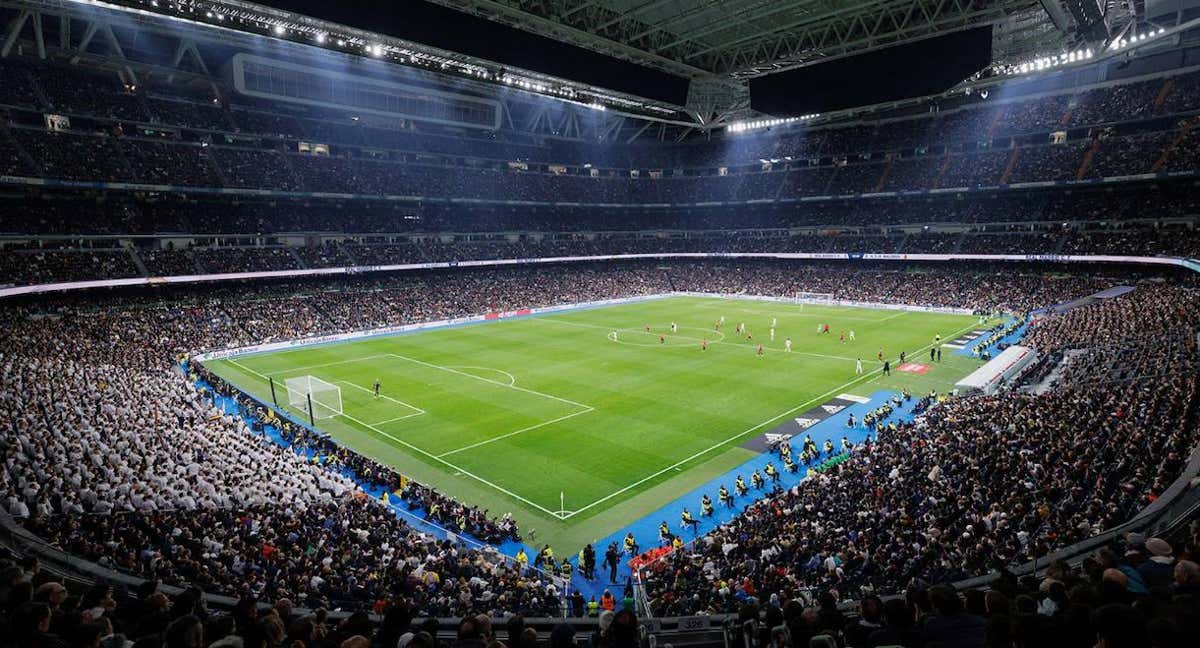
xmin=335 ymin=380 xmax=427 ymax=417
xmin=228 ymin=358 xmax=263 ymax=379
xmin=560 ymin=319 xmax=984 ymax=519
xmin=249 ymin=354 xmax=392 ymax=376
xmin=559 ymin=369 xmax=882 ymax=519
xmin=535 ymin=317 xmax=858 ymax=361
xmin=437 ymin=407 xmax=596 ymax=457
xmin=383 ymin=352 xmax=593 ymax=411
xmin=222 ymin=353 xmax=572 ymax=515
xmin=370 ymin=413 xmax=427 ymax=425
xmin=334 ymin=410 xmax=564 ymax=518
xmin=446 ymin=365 xmax=517 ymax=387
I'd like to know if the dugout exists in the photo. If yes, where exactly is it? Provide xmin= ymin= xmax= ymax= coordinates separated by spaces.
xmin=955 ymin=345 xmax=1039 ymax=395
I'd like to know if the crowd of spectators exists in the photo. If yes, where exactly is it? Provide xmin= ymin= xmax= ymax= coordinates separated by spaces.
xmin=3 ymin=223 xmax=1199 ymax=287
xmin=0 ymin=258 xmax=1196 ymax=648
xmin=7 ymin=131 xmax=1187 ymax=200
xmin=3 ymin=56 xmax=1200 ymax=206
xmin=4 ymin=53 xmax=1200 ymax=645
xmin=0 ymin=247 xmax=140 ymax=285
xmin=191 ymin=247 xmax=302 ymax=274
xmin=722 ymin=538 xmax=1200 ymax=647
xmin=2 ymin=182 xmax=1197 ymax=237
xmin=641 ymin=284 xmax=1200 ymax=632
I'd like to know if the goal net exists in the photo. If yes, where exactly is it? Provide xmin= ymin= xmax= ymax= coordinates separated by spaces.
xmin=794 ymin=291 xmax=836 ymax=305
xmin=284 ymin=375 xmax=343 ymax=420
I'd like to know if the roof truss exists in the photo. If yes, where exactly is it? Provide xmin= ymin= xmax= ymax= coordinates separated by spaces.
xmin=423 ymin=0 xmax=1053 ymax=78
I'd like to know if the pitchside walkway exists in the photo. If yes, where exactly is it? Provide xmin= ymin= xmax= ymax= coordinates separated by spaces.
xmin=566 ymin=388 xmax=931 ymax=601
xmin=951 ymin=316 xmax=1030 ymax=358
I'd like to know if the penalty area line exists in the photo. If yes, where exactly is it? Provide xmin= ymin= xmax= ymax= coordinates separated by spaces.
xmin=228 ymin=359 xmax=270 ymax=382
xmin=260 ymin=354 xmax=393 ymax=376
xmin=383 ymin=352 xmax=593 ymax=411
xmin=436 ymin=407 xmax=596 ymax=458
xmin=335 ymin=380 xmax=427 ymax=418
xmin=219 ymin=351 xmax=563 ymax=517
xmin=334 ymin=410 xmax=566 ymax=519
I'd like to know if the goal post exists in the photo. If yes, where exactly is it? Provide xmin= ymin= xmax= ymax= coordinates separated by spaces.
xmin=284 ymin=375 xmax=343 ymax=420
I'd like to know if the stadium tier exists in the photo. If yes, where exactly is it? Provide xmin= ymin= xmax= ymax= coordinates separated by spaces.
xmin=3 ymin=1 xmax=1200 ymax=647
xmin=1 ymin=62 xmax=1200 ymax=201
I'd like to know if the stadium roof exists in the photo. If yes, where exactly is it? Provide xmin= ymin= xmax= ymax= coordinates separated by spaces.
xmin=421 ymin=0 xmax=1106 ymax=79
xmin=0 ymin=0 xmax=1170 ymax=130
xmin=414 ymin=0 xmax=1155 ymax=123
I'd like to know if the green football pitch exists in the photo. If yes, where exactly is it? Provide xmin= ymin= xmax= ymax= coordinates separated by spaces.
xmin=203 ymin=295 xmax=987 ymax=549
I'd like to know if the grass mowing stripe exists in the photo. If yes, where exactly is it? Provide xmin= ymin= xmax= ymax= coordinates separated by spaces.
xmin=204 ymin=296 xmax=986 ymax=545
xmin=261 ymin=354 xmax=393 ymax=375
xmin=535 ymin=317 xmax=859 ymax=361
xmin=334 ymin=380 xmax=426 ymax=421
xmin=437 ymin=407 xmax=596 ymax=458
xmin=560 ymin=317 xmax=984 ymax=519
xmin=222 ymin=345 xmax=585 ymax=515
xmin=331 ymin=410 xmax=567 ymax=518
xmin=383 ymin=352 xmax=593 ymax=411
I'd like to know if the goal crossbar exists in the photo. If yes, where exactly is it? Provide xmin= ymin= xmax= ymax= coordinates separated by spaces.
xmin=284 ymin=375 xmax=343 ymax=419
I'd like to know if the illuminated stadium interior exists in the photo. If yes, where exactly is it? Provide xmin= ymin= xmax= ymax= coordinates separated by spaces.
xmin=1 ymin=1 xmax=1200 ymax=647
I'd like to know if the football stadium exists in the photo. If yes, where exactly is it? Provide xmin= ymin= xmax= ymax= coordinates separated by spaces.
xmin=2 ymin=1 xmax=1200 ymax=647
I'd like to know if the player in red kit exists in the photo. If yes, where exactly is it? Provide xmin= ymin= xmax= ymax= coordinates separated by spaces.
xmin=757 ymin=344 xmax=764 ymax=357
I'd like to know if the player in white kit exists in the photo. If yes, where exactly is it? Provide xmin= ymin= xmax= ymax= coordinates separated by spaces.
xmin=856 ymin=358 xmax=863 ymax=374
xmin=784 ymin=337 xmax=792 ymax=352
xmin=769 ymin=328 xmax=776 ymax=341
xmin=849 ymin=330 xmax=856 ymax=341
